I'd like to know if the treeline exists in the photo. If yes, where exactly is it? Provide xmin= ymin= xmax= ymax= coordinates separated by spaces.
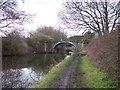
xmin=84 ymin=28 xmax=119 ymax=76
xmin=2 ymin=26 xmax=67 ymax=56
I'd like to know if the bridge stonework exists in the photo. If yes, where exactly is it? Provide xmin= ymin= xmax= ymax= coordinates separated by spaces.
xmin=42 ymin=40 xmax=81 ymax=54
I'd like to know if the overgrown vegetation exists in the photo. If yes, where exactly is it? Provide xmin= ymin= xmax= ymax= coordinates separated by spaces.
xmin=84 ymin=29 xmax=118 ymax=76
xmin=81 ymin=55 xmax=118 ymax=88
xmin=32 ymin=53 xmax=77 ymax=88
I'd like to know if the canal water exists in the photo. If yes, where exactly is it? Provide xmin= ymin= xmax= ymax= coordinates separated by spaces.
xmin=2 ymin=54 xmax=65 ymax=88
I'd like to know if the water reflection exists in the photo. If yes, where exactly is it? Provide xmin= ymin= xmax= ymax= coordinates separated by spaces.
xmin=2 ymin=54 xmax=65 ymax=88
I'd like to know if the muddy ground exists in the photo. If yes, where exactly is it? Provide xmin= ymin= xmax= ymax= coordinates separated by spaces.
xmin=48 ymin=53 xmax=85 ymax=88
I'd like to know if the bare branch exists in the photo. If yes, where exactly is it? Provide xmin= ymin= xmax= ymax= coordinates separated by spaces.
xmin=0 ymin=0 xmax=32 ymax=34
xmin=59 ymin=1 xmax=119 ymax=36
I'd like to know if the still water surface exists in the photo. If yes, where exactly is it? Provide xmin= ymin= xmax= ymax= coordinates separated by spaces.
xmin=2 ymin=54 xmax=65 ymax=88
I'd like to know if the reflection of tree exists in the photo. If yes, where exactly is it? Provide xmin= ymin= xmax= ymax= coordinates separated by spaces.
xmin=2 ymin=69 xmax=25 ymax=88
xmin=53 ymin=53 xmax=65 ymax=62
xmin=2 ymin=54 xmax=66 ymax=88
xmin=27 ymin=55 xmax=52 ymax=73
xmin=3 ymin=55 xmax=52 ymax=71
xmin=2 ymin=69 xmax=43 ymax=88
xmin=29 ymin=70 xmax=44 ymax=82
xmin=2 ymin=54 xmax=55 ymax=88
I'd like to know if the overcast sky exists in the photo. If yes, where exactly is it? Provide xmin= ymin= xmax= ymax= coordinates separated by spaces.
xmin=19 ymin=0 xmax=62 ymax=27
xmin=18 ymin=0 xmax=82 ymax=37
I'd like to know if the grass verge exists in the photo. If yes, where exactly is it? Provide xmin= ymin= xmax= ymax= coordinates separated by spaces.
xmin=81 ymin=55 xmax=118 ymax=88
xmin=32 ymin=52 xmax=78 ymax=88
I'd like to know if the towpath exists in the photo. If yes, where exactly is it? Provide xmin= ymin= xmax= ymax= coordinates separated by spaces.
xmin=51 ymin=53 xmax=84 ymax=88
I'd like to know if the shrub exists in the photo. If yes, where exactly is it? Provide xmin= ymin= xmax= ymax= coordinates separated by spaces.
xmin=84 ymin=29 xmax=118 ymax=76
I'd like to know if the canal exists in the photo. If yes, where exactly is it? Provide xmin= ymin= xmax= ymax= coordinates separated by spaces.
xmin=2 ymin=54 xmax=65 ymax=88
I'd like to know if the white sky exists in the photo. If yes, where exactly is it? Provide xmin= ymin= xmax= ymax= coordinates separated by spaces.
xmin=18 ymin=0 xmax=62 ymax=29
xmin=18 ymin=0 xmax=82 ymax=37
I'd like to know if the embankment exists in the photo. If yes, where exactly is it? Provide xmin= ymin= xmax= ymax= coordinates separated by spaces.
xmin=84 ymin=30 xmax=118 ymax=76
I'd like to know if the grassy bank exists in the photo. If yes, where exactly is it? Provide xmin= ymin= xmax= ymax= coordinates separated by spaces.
xmin=32 ymin=52 xmax=78 ymax=88
xmin=81 ymin=55 xmax=118 ymax=88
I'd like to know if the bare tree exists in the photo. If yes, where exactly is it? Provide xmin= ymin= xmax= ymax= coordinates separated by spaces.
xmin=0 ymin=0 xmax=32 ymax=35
xmin=59 ymin=0 xmax=120 ymax=37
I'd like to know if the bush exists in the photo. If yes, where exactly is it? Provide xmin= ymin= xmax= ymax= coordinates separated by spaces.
xmin=84 ymin=29 xmax=118 ymax=76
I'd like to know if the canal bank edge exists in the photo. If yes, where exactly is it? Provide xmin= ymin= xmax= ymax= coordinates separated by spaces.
xmin=32 ymin=52 xmax=78 ymax=88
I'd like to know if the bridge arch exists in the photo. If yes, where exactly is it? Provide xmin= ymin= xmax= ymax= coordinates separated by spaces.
xmin=53 ymin=41 xmax=76 ymax=49
xmin=53 ymin=41 xmax=77 ymax=54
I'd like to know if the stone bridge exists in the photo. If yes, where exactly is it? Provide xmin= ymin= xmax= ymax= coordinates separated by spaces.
xmin=43 ymin=40 xmax=80 ymax=54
